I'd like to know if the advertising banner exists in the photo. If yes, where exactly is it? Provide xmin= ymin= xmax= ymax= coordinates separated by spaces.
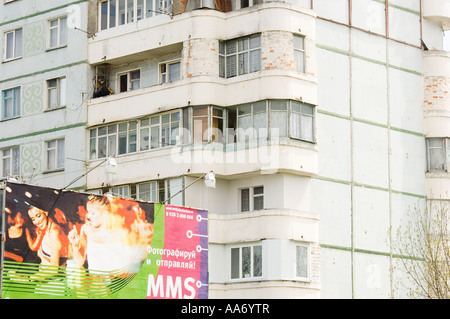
xmin=1 ymin=182 xmax=208 ymax=299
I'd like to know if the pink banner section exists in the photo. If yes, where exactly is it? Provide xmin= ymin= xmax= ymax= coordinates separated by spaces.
xmin=146 ymin=205 xmax=208 ymax=299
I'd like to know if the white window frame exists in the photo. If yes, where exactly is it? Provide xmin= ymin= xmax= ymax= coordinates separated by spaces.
xmin=117 ymin=121 xmax=138 ymax=155
xmin=230 ymin=243 xmax=263 ymax=280
xmin=219 ymin=34 xmax=261 ymax=79
xmin=89 ymin=110 xmax=181 ymax=159
xmin=293 ymin=34 xmax=306 ymax=73
xmin=426 ymin=137 xmax=450 ymax=172
xmin=289 ymin=100 xmax=315 ymax=142
xmin=48 ymin=16 xmax=68 ymax=49
xmin=145 ymin=110 xmax=181 ymax=149
xmin=295 ymin=243 xmax=310 ymax=281
xmin=2 ymin=146 xmax=20 ymax=178
xmin=46 ymin=77 xmax=67 ymax=110
xmin=2 ymin=87 xmax=21 ymax=120
xmin=117 ymin=69 xmax=141 ymax=93
xmin=137 ymin=181 xmax=158 ymax=202
xmin=4 ymin=28 xmax=22 ymax=61
xmin=137 ymin=177 xmax=183 ymax=204
xmin=240 ymin=186 xmax=263 ymax=212
xmin=111 ymin=185 xmax=131 ymax=197
xmin=99 ymin=0 xmax=172 ymax=31
xmin=159 ymin=60 xmax=181 ymax=84
xmin=230 ymin=0 xmax=262 ymax=10
xmin=46 ymin=138 xmax=65 ymax=171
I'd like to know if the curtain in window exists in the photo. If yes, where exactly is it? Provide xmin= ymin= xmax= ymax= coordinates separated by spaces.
xmin=296 ymin=245 xmax=308 ymax=278
xmin=214 ymin=0 xmax=231 ymax=11
xmin=429 ymin=138 xmax=446 ymax=170
xmin=168 ymin=177 xmax=183 ymax=205
xmin=169 ymin=62 xmax=181 ymax=82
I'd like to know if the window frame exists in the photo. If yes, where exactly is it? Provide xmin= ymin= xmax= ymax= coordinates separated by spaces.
xmin=159 ymin=59 xmax=181 ymax=84
xmin=89 ymin=110 xmax=181 ymax=159
xmin=240 ymin=186 xmax=264 ymax=212
xmin=426 ymin=137 xmax=450 ymax=172
xmin=289 ymin=100 xmax=315 ymax=143
xmin=230 ymin=243 xmax=263 ymax=280
xmin=219 ymin=34 xmax=261 ymax=79
xmin=293 ymin=34 xmax=306 ymax=74
xmin=99 ymin=0 xmax=164 ymax=31
xmin=46 ymin=77 xmax=67 ymax=110
xmin=48 ymin=16 xmax=68 ymax=50
xmin=294 ymin=243 xmax=310 ymax=281
xmin=3 ymin=28 xmax=22 ymax=61
xmin=1 ymin=87 xmax=21 ymax=120
xmin=46 ymin=138 xmax=65 ymax=172
xmin=1 ymin=146 xmax=20 ymax=178
xmin=117 ymin=69 xmax=141 ymax=93
xmin=190 ymin=106 xmax=226 ymax=143
xmin=113 ymin=177 xmax=184 ymax=205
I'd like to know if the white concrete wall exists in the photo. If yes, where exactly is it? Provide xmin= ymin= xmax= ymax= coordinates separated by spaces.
xmin=314 ymin=0 xmax=427 ymax=299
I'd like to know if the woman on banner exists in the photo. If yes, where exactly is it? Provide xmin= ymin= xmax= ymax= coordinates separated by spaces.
xmin=4 ymin=211 xmax=39 ymax=263
xmin=68 ymin=194 xmax=152 ymax=276
xmin=27 ymin=206 xmax=70 ymax=277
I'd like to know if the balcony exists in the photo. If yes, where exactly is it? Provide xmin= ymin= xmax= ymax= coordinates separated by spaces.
xmin=88 ymin=2 xmax=316 ymax=65
xmin=87 ymin=70 xmax=316 ymax=126
xmin=423 ymin=0 xmax=450 ymax=30
xmin=86 ymin=136 xmax=318 ymax=189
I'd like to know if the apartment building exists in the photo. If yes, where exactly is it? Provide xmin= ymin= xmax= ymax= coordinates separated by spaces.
xmin=0 ymin=0 xmax=90 ymax=190
xmin=1 ymin=0 xmax=449 ymax=299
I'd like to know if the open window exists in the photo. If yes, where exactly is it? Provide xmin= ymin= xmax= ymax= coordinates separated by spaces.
xmin=118 ymin=69 xmax=140 ymax=93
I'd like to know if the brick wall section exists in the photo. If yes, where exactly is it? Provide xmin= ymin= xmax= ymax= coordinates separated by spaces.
xmin=423 ymin=76 xmax=450 ymax=115
xmin=261 ymin=31 xmax=296 ymax=71
xmin=182 ymin=38 xmax=219 ymax=78
xmin=310 ymin=242 xmax=321 ymax=288
xmin=182 ymin=31 xmax=316 ymax=79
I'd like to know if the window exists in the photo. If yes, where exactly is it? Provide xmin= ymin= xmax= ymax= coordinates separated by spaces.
xmin=99 ymin=0 xmax=172 ymax=30
xmin=140 ymin=111 xmax=180 ymax=150
xmin=190 ymin=106 xmax=225 ymax=143
xmin=230 ymin=100 xmax=315 ymax=143
xmin=295 ymin=244 xmax=309 ymax=280
xmin=2 ymin=147 xmax=19 ymax=177
xmin=159 ymin=60 xmax=181 ymax=84
xmin=47 ymin=77 xmax=66 ymax=109
xmin=90 ymin=111 xmax=181 ymax=159
xmin=230 ymin=244 xmax=262 ymax=279
xmin=293 ymin=35 xmax=305 ymax=73
xmin=118 ymin=121 xmax=137 ymax=155
xmin=2 ymin=87 xmax=21 ymax=120
xmin=48 ymin=17 xmax=67 ymax=49
xmin=46 ymin=139 xmax=65 ymax=171
xmin=426 ymin=138 xmax=449 ymax=171
xmin=231 ymin=0 xmax=263 ymax=10
xmin=137 ymin=177 xmax=183 ymax=205
xmin=90 ymin=125 xmax=117 ymax=159
xmin=111 ymin=185 xmax=131 ymax=197
xmin=290 ymin=101 xmax=314 ymax=142
xmin=219 ymin=34 xmax=261 ymax=78
xmin=236 ymin=101 xmax=267 ymax=142
xmin=138 ymin=181 xmax=158 ymax=202
xmin=240 ymin=186 xmax=263 ymax=212
xmin=118 ymin=69 xmax=140 ymax=93
xmin=270 ymin=100 xmax=288 ymax=138
xmin=4 ymin=28 xmax=22 ymax=60
xmin=100 ymin=0 xmax=144 ymax=30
